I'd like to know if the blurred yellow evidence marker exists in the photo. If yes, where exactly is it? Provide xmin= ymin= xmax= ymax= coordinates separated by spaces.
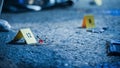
xmin=10 ymin=28 xmax=37 ymax=44
xmin=94 ymin=0 xmax=102 ymax=6
xmin=82 ymin=15 xmax=95 ymax=28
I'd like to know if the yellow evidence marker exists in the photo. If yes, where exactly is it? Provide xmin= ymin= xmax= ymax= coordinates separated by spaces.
xmin=94 ymin=0 xmax=102 ymax=6
xmin=82 ymin=15 xmax=95 ymax=28
xmin=10 ymin=28 xmax=37 ymax=44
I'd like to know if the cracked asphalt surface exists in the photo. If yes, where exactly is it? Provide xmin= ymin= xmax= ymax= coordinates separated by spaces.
xmin=0 ymin=0 xmax=120 ymax=68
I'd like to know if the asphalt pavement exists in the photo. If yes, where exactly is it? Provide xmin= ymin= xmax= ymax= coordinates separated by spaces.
xmin=0 ymin=0 xmax=120 ymax=68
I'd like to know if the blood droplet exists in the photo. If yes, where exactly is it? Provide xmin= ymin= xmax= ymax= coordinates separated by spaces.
xmin=39 ymin=39 xmax=44 ymax=44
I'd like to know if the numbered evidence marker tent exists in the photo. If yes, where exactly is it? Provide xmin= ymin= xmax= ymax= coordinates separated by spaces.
xmin=10 ymin=28 xmax=37 ymax=44
xmin=82 ymin=15 xmax=95 ymax=28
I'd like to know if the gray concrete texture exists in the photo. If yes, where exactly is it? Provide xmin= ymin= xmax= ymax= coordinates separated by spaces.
xmin=0 ymin=0 xmax=120 ymax=68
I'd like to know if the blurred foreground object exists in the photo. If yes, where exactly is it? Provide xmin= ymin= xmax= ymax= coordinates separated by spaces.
xmin=106 ymin=40 xmax=120 ymax=56
xmin=3 ymin=0 xmax=74 ymax=12
xmin=0 ymin=19 xmax=12 ymax=32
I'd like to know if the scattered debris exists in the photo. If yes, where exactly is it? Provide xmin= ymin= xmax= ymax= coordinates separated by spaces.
xmin=87 ymin=27 xmax=108 ymax=33
xmin=0 ymin=19 xmax=11 ymax=32
xmin=106 ymin=39 xmax=120 ymax=56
